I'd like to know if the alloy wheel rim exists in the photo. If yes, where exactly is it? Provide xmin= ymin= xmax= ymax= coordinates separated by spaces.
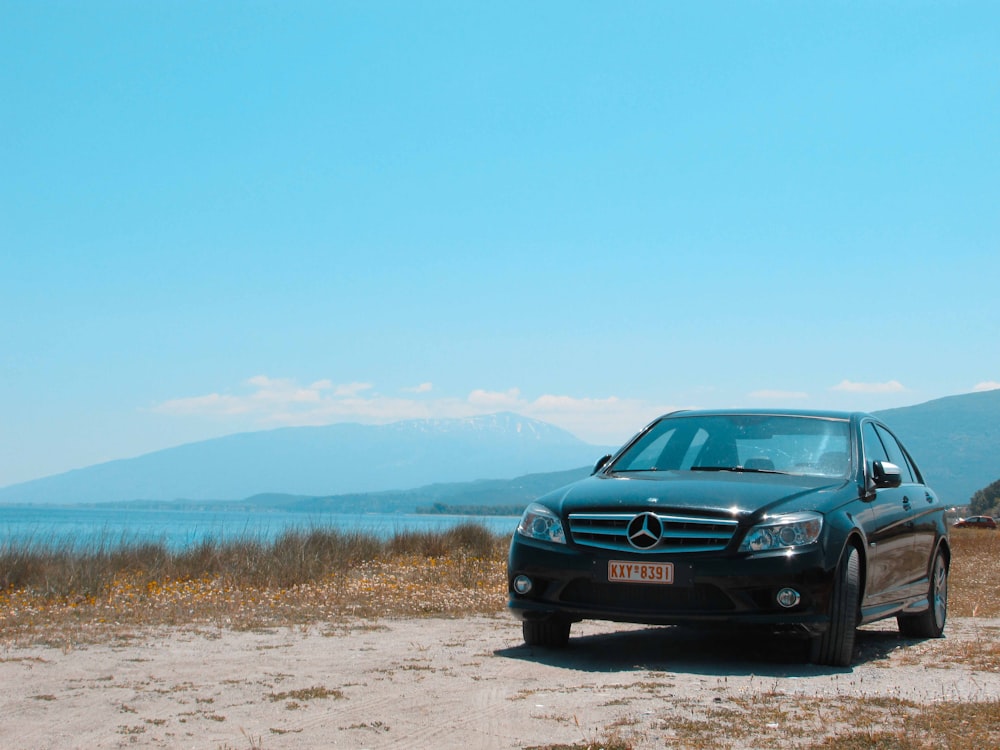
xmin=933 ymin=557 xmax=948 ymax=625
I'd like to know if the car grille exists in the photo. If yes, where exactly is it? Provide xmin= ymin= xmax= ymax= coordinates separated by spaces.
xmin=560 ymin=580 xmax=734 ymax=612
xmin=568 ymin=512 xmax=739 ymax=553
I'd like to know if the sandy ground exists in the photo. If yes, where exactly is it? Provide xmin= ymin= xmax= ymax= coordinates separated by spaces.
xmin=2 ymin=615 xmax=999 ymax=750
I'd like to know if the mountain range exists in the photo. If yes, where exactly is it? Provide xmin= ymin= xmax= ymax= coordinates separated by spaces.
xmin=1 ymin=391 xmax=998 ymax=509
xmin=0 ymin=412 xmax=615 ymax=506
xmin=873 ymin=388 xmax=1000 ymax=506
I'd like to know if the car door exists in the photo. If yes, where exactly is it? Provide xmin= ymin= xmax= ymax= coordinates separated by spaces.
xmin=874 ymin=423 xmax=938 ymax=582
xmin=860 ymin=420 xmax=919 ymax=606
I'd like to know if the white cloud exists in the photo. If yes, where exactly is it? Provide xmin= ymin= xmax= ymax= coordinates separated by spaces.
xmin=520 ymin=394 xmax=671 ymax=444
xmin=152 ymin=393 xmax=249 ymax=416
xmin=150 ymin=376 xmax=677 ymax=445
xmin=831 ymin=379 xmax=906 ymax=394
xmin=402 ymin=382 xmax=434 ymax=394
xmin=246 ymin=375 xmax=328 ymax=405
xmin=973 ymin=381 xmax=1000 ymax=392
xmin=749 ymin=389 xmax=809 ymax=400
xmin=468 ymin=388 xmax=524 ymax=409
xmin=153 ymin=376 xmax=371 ymax=422
xmin=459 ymin=389 xmax=661 ymax=443
xmin=268 ymin=396 xmax=435 ymax=425
xmin=332 ymin=381 xmax=374 ymax=397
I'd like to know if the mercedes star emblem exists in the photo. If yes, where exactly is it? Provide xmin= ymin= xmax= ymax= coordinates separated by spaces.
xmin=626 ymin=512 xmax=663 ymax=550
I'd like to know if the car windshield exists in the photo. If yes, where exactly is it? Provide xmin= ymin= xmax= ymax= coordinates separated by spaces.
xmin=610 ymin=414 xmax=852 ymax=478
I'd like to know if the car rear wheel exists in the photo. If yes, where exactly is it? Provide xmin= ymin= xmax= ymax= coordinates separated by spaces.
xmin=522 ymin=618 xmax=571 ymax=648
xmin=808 ymin=545 xmax=860 ymax=667
xmin=897 ymin=549 xmax=948 ymax=638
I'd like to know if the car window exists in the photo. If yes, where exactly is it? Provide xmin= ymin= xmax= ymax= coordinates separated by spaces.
xmin=874 ymin=425 xmax=916 ymax=483
xmin=883 ymin=429 xmax=924 ymax=483
xmin=681 ymin=428 xmax=710 ymax=467
xmin=611 ymin=415 xmax=850 ymax=476
xmin=616 ymin=426 xmax=678 ymax=470
xmin=862 ymin=421 xmax=890 ymax=471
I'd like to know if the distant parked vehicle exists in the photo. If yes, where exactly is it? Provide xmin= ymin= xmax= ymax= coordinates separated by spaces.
xmin=508 ymin=409 xmax=951 ymax=668
xmin=953 ymin=515 xmax=998 ymax=529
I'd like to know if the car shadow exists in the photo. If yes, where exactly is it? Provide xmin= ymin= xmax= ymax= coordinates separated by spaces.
xmin=494 ymin=623 xmax=920 ymax=677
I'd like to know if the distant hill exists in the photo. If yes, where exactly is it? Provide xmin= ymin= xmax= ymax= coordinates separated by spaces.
xmin=101 ymin=465 xmax=595 ymax=516
xmin=0 ymin=413 xmax=615 ymax=506
xmin=4 ymin=393 xmax=998 ymax=509
xmin=874 ymin=388 xmax=1000 ymax=505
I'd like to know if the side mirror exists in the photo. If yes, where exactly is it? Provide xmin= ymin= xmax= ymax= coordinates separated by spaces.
xmin=593 ymin=454 xmax=612 ymax=474
xmin=872 ymin=461 xmax=902 ymax=489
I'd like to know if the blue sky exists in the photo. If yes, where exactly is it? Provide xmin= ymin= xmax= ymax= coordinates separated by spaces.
xmin=2 ymin=2 xmax=998 ymax=488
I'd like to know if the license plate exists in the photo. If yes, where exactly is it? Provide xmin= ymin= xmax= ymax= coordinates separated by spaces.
xmin=608 ymin=561 xmax=674 ymax=584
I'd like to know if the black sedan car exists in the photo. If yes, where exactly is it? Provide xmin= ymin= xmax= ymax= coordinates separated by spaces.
xmin=507 ymin=410 xmax=950 ymax=667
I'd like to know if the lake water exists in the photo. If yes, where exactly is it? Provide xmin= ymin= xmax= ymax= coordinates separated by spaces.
xmin=0 ymin=505 xmax=521 ymax=551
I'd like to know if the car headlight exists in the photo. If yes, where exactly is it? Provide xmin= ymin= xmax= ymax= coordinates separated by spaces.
xmin=739 ymin=511 xmax=823 ymax=552
xmin=517 ymin=503 xmax=566 ymax=544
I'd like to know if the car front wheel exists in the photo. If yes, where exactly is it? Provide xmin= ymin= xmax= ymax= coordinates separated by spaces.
xmin=897 ymin=549 xmax=948 ymax=638
xmin=809 ymin=545 xmax=860 ymax=667
xmin=522 ymin=618 xmax=571 ymax=648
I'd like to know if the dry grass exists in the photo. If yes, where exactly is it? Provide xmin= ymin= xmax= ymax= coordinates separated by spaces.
xmin=267 ymin=685 xmax=345 ymax=703
xmin=4 ymin=526 xmax=996 ymax=640
xmin=528 ymin=739 xmax=633 ymax=750
xmin=0 ymin=522 xmax=508 ymax=643
xmin=947 ymin=528 xmax=1000 ymax=617
xmin=642 ymin=693 xmax=1000 ymax=750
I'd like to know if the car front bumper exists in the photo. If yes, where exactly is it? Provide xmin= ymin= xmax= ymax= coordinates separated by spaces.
xmin=507 ymin=535 xmax=838 ymax=635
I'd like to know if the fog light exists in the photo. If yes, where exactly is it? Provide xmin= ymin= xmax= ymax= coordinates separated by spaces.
xmin=513 ymin=575 xmax=533 ymax=595
xmin=776 ymin=587 xmax=801 ymax=608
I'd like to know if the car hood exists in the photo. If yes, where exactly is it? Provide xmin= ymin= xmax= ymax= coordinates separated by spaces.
xmin=539 ymin=471 xmax=855 ymax=521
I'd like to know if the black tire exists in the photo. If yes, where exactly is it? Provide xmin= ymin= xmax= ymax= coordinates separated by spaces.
xmin=522 ymin=618 xmax=571 ymax=648
xmin=809 ymin=546 xmax=861 ymax=667
xmin=897 ymin=549 xmax=948 ymax=638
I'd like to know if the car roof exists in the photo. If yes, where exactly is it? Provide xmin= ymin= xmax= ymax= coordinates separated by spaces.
xmin=661 ymin=408 xmax=865 ymax=421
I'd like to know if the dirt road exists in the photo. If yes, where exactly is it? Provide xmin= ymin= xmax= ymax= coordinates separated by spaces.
xmin=2 ymin=615 xmax=998 ymax=749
